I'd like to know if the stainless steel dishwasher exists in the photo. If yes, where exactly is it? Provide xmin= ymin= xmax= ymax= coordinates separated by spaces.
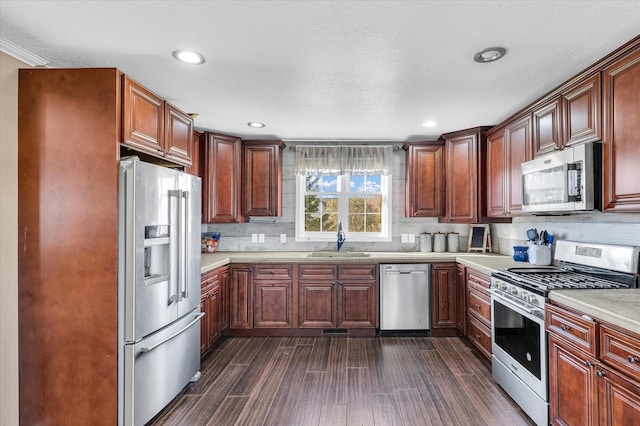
xmin=379 ymin=264 xmax=430 ymax=331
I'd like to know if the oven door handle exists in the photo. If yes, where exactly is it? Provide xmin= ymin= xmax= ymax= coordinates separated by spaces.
xmin=490 ymin=290 xmax=546 ymax=323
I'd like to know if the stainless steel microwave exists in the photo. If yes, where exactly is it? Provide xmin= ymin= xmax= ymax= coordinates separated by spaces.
xmin=521 ymin=142 xmax=601 ymax=213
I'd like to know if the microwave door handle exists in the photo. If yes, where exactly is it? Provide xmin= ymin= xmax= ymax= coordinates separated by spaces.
xmin=562 ymin=164 xmax=570 ymax=203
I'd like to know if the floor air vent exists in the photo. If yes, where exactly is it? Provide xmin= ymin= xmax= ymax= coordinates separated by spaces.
xmin=322 ymin=328 xmax=348 ymax=335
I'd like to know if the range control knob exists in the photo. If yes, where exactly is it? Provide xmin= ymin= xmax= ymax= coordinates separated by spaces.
xmin=509 ymin=286 xmax=519 ymax=295
xmin=500 ymin=282 xmax=508 ymax=291
xmin=528 ymin=295 xmax=538 ymax=305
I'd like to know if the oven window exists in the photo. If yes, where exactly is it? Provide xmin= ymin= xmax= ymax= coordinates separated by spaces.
xmin=493 ymin=299 xmax=541 ymax=379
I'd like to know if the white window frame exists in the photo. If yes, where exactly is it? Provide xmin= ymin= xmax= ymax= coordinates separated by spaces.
xmin=295 ymin=173 xmax=392 ymax=242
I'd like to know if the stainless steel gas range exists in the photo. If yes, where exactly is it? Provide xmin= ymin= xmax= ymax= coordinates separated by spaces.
xmin=489 ymin=240 xmax=639 ymax=426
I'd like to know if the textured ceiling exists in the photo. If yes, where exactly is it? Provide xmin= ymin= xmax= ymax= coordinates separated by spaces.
xmin=1 ymin=1 xmax=639 ymax=141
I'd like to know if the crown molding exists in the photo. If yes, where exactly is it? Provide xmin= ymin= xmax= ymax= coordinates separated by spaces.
xmin=0 ymin=37 xmax=49 ymax=67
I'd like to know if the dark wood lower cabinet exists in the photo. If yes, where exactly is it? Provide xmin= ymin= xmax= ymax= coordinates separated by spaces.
xmin=465 ymin=268 xmax=491 ymax=360
xmin=549 ymin=334 xmax=598 ymax=425
xmin=200 ymin=266 xmax=229 ymax=355
xmin=230 ymin=265 xmax=253 ymax=329
xmin=298 ymin=264 xmax=377 ymax=330
xmin=430 ymin=263 xmax=458 ymax=336
xmin=547 ymin=303 xmax=640 ymax=426
xmin=299 ymin=281 xmax=335 ymax=328
xmin=254 ymin=280 xmax=293 ymax=328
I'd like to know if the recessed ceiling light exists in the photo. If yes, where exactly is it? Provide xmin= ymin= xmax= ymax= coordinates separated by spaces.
xmin=421 ymin=120 xmax=438 ymax=128
xmin=247 ymin=122 xmax=266 ymax=128
xmin=474 ymin=47 xmax=507 ymax=63
xmin=172 ymin=50 xmax=205 ymax=65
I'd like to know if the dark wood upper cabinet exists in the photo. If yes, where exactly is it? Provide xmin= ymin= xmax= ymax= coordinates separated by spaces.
xmin=485 ymin=128 xmax=507 ymax=218
xmin=242 ymin=140 xmax=285 ymax=217
xmin=121 ymin=75 xmax=193 ymax=167
xmin=532 ymin=96 xmax=563 ymax=157
xmin=563 ymin=73 xmax=602 ymax=147
xmin=200 ymin=132 xmax=243 ymax=223
xmin=486 ymin=114 xmax=532 ymax=218
xmin=164 ymin=102 xmax=194 ymax=165
xmin=403 ymin=142 xmax=444 ymax=217
xmin=602 ymin=47 xmax=640 ymax=212
xmin=442 ymin=127 xmax=490 ymax=223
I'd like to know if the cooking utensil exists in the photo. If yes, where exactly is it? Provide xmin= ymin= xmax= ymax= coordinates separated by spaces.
xmin=540 ymin=230 xmax=548 ymax=245
xmin=526 ymin=228 xmax=538 ymax=241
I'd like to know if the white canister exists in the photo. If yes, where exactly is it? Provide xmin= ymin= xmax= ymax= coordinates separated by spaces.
xmin=529 ymin=245 xmax=552 ymax=266
xmin=433 ymin=232 xmax=446 ymax=253
xmin=419 ymin=233 xmax=432 ymax=252
xmin=447 ymin=232 xmax=459 ymax=252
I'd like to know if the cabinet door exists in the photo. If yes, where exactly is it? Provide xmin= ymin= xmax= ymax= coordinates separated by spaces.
xmin=208 ymin=285 xmax=221 ymax=344
xmin=254 ymin=280 xmax=293 ymax=328
xmin=549 ymin=334 xmax=598 ymax=426
xmin=598 ymin=367 xmax=640 ymax=426
xmin=404 ymin=143 xmax=444 ymax=217
xmin=336 ymin=281 xmax=376 ymax=328
xmin=201 ymin=133 xmax=242 ymax=223
xmin=164 ymin=102 xmax=193 ymax=166
xmin=186 ymin=130 xmax=201 ymax=176
xmin=299 ymin=280 xmax=336 ymax=328
xmin=230 ymin=265 xmax=253 ymax=329
xmin=486 ymin=129 xmax=507 ymax=217
xmin=122 ymin=75 xmax=165 ymax=155
xmin=219 ymin=266 xmax=230 ymax=332
xmin=200 ymin=289 xmax=210 ymax=355
xmin=563 ymin=73 xmax=602 ymax=147
xmin=603 ymin=48 xmax=640 ymax=212
xmin=243 ymin=141 xmax=284 ymax=217
xmin=445 ymin=134 xmax=478 ymax=223
xmin=505 ymin=114 xmax=532 ymax=215
xmin=456 ymin=265 xmax=466 ymax=334
xmin=431 ymin=263 xmax=457 ymax=330
xmin=533 ymin=97 xmax=563 ymax=157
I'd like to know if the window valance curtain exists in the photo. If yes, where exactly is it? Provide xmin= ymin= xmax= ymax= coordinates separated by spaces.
xmin=294 ymin=145 xmax=393 ymax=176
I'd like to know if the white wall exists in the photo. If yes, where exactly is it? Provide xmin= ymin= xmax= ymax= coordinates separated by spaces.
xmin=0 ymin=51 xmax=23 ymax=426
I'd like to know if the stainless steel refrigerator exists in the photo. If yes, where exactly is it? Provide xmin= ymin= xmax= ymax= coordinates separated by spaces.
xmin=118 ymin=157 xmax=203 ymax=426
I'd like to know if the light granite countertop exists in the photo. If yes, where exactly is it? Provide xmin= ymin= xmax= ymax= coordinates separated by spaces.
xmin=201 ymin=251 xmax=532 ymax=275
xmin=549 ymin=289 xmax=640 ymax=335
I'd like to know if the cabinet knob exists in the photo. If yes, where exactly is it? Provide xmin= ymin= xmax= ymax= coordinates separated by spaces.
xmin=596 ymin=369 xmax=605 ymax=377
xmin=560 ymin=324 xmax=570 ymax=331
xmin=475 ymin=334 xmax=481 ymax=340
xmin=585 ymin=360 xmax=593 ymax=368
xmin=628 ymin=355 xmax=639 ymax=363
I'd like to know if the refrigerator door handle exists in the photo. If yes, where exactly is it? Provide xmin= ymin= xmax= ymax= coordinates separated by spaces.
xmin=168 ymin=190 xmax=183 ymax=304
xmin=139 ymin=312 xmax=204 ymax=354
xmin=180 ymin=191 xmax=189 ymax=300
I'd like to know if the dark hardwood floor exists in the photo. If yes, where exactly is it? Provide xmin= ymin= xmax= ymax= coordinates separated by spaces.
xmin=148 ymin=336 xmax=535 ymax=426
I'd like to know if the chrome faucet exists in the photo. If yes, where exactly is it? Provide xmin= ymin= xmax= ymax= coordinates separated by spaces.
xmin=337 ymin=221 xmax=345 ymax=252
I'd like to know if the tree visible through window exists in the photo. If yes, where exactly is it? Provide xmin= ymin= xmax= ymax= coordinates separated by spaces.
xmin=297 ymin=173 xmax=390 ymax=242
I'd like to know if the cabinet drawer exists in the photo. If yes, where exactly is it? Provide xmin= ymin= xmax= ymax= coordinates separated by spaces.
xmin=338 ymin=264 xmax=377 ymax=281
xmin=299 ymin=264 xmax=338 ymax=280
xmin=201 ymin=270 xmax=220 ymax=289
xmin=467 ymin=269 xmax=490 ymax=289
xmin=467 ymin=314 xmax=491 ymax=359
xmin=546 ymin=304 xmax=597 ymax=357
xmin=253 ymin=264 xmax=293 ymax=280
xmin=600 ymin=324 xmax=640 ymax=383
xmin=467 ymin=284 xmax=491 ymax=325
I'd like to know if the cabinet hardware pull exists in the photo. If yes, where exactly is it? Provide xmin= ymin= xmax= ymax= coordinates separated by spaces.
xmin=475 ymin=334 xmax=481 ymax=340
xmin=628 ymin=355 xmax=639 ymax=363
xmin=585 ymin=361 xmax=593 ymax=367
xmin=596 ymin=369 xmax=605 ymax=377
xmin=560 ymin=324 xmax=570 ymax=331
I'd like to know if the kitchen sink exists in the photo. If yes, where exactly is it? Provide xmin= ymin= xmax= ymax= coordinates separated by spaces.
xmin=307 ymin=251 xmax=370 ymax=258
